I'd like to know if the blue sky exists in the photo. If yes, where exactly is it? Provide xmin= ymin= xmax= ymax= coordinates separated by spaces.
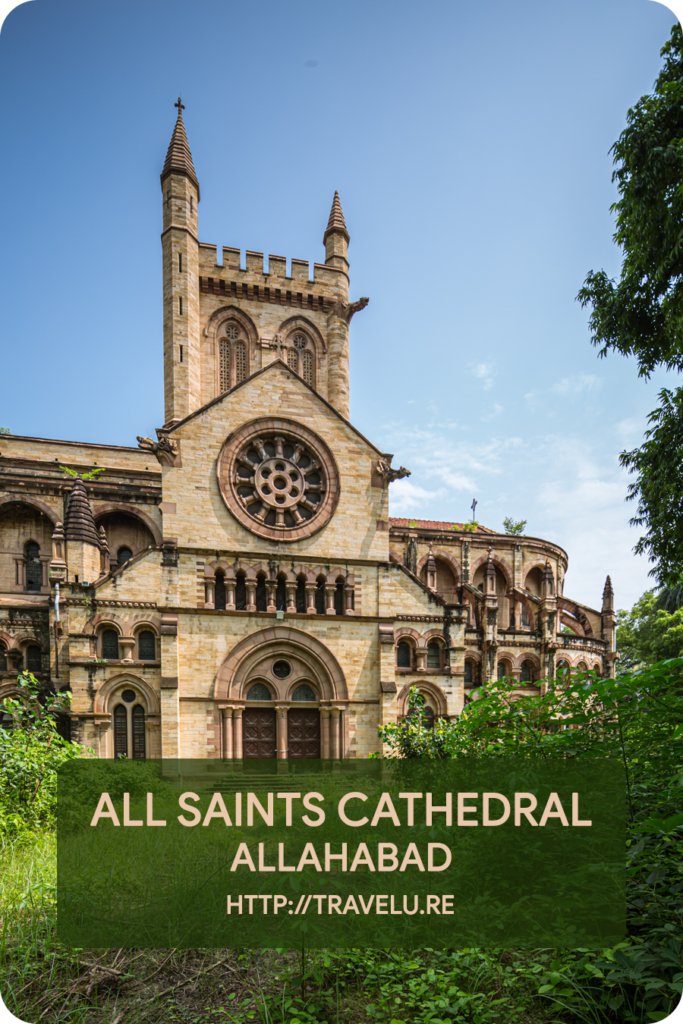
xmin=0 ymin=0 xmax=678 ymax=611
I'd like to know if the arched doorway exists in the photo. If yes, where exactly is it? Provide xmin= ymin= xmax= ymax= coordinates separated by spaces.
xmin=215 ymin=627 xmax=346 ymax=759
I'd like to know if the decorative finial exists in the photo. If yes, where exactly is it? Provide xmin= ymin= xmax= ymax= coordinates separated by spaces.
xmin=175 ymin=96 xmax=185 ymax=115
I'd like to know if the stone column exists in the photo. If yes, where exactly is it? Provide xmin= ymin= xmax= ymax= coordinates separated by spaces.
xmin=330 ymin=708 xmax=341 ymax=759
xmin=306 ymin=583 xmax=316 ymax=614
xmin=267 ymin=582 xmax=277 ymax=613
xmin=222 ymin=707 xmax=234 ymax=759
xmin=415 ymin=648 xmax=427 ymax=672
xmin=246 ymin=581 xmax=256 ymax=612
xmin=119 ymin=637 xmax=135 ymax=663
xmin=321 ymin=708 xmax=331 ymax=759
xmin=325 ymin=584 xmax=336 ymax=615
xmin=233 ymin=708 xmax=243 ymax=759
xmin=226 ymin=574 xmax=236 ymax=611
xmin=204 ymin=577 xmax=215 ymax=609
xmin=276 ymin=706 xmax=288 ymax=759
xmin=286 ymin=582 xmax=297 ymax=614
xmin=344 ymin=583 xmax=355 ymax=615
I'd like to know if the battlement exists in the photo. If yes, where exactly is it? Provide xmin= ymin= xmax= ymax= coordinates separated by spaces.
xmin=199 ymin=275 xmax=332 ymax=313
xmin=197 ymin=242 xmax=345 ymax=291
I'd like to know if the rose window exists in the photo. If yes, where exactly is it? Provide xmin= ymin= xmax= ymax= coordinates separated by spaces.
xmin=225 ymin=325 xmax=239 ymax=340
xmin=217 ymin=419 xmax=339 ymax=541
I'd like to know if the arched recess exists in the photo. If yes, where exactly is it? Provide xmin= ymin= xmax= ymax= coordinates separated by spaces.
xmin=93 ymin=504 xmax=162 ymax=546
xmin=279 ymin=315 xmax=326 ymax=354
xmin=396 ymin=681 xmax=449 ymax=718
xmin=94 ymin=673 xmax=160 ymax=716
xmin=0 ymin=495 xmax=59 ymax=525
xmin=214 ymin=626 xmax=348 ymax=703
xmin=204 ymin=305 xmax=259 ymax=393
xmin=94 ymin=506 xmax=160 ymax=570
xmin=417 ymin=549 xmax=461 ymax=601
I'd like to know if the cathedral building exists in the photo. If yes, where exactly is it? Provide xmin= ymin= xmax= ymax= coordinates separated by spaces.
xmin=0 ymin=103 xmax=617 ymax=758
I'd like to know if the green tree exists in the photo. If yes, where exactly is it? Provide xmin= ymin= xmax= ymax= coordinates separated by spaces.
xmin=578 ymin=24 xmax=683 ymax=376
xmin=620 ymin=388 xmax=683 ymax=586
xmin=616 ymin=588 xmax=683 ymax=670
xmin=502 ymin=516 xmax=527 ymax=535
xmin=0 ymin=673 xmax=82 ymax=838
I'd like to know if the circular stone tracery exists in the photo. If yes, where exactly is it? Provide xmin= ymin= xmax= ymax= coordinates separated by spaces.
xmin=217 ymin=420 xmax=339 ymax=541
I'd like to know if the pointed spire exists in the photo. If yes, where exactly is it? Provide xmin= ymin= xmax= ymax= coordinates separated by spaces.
xmin=64 ymin=478 xmax=100 ymax=548
xmin=602 ymin=575 xmax=614 ymax=612
xmin=161 ymin=97 xmax=200 ymax=198
xmin=323 ymin=191 xmax=349 ymax=245
xmin=98 ymin=525 xmax=109 ymax=557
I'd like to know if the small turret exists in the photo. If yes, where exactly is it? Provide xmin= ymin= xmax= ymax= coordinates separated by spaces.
xmin=484 ymin=548 xmax=497 ymax=595
xmin=602 ymin=575 xmax=614 ymax=613
xmin=64 ymin=479 xmax=101 ymax=584
xmin=323 ymin=191 xmax=349 ymax=276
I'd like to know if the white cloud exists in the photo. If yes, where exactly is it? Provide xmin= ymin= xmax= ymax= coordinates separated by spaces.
xmin=481 ymin=402 xmax=504 ymax=423
xmin=470 ymin=362 xmax=495 ymax=390
xmin=552 ymin=373 xmax=602 ymax=396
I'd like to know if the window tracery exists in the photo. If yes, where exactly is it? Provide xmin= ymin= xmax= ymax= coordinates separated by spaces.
xmin=219 ymin=338 xmax=230 ymax=392
xmin=235 ymin=340 xmax=247 ymax=384
xmin=287 ymin=348 xmax=298 ymax=373
xmin=292 ymin=683 xmax=317 ymax=702
xmin=218 ymin=420 xmax=339 ymax=542
xmin=217 ymin=321 xmax=250 ymax=392
xmin=247 ymin=682 xmax=272 ymax=701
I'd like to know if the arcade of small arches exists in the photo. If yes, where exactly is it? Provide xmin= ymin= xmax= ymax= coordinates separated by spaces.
xmin=0 ymin=636 xmax=45 ymax=676
xmin=204 ymin=561 xmax=355 ymax=616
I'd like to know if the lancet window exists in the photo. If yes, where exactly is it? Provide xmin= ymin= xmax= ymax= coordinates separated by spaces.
xmin=24 ymin=541 xmax=42 ymax=593
xmin=284 ymin=332 xmax=316 ymax=388
xmin=217 ymin=321 xmax=250 ymax=392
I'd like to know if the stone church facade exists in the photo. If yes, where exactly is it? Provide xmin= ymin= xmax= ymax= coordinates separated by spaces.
xmin=0 ymin=103 xmax=617 ymax=759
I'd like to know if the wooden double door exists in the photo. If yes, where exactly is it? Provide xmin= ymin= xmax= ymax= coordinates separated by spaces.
xmin=288 ymin=708 xmax=320 ymax=759
xmin=242 ymin=707 xmax=320 ymax=759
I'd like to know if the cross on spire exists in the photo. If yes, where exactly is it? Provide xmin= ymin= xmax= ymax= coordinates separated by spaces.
xmin=175 ymin=96 xmax=185 ymax=115
xmin=471 ymin=498 xmax=478 ymax=522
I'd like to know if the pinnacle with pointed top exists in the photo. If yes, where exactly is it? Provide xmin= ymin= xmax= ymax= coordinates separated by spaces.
xmin=161 ymin=97 xmax=200 ymax=198
xmin=98 ymin=525 xmax=109 ymax=556
xmin=323 ymin=191 xmax=349 ymax=245
xmin=64 ymin=478 xmax=100 ymax=548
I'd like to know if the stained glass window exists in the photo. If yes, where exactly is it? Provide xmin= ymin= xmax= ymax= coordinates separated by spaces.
xmin=219 ymin=338 xmax=230 ymax=392
xmin=426 ymin=641 xmax=441 ymax=669
xmin=114 ymin=705 xmax=127 ymax=758
xmin=138 ymin=630 xmax=156 ymax=661
xmin=102 ymin=629 xmax=119 ymax=660
xmin=132 ymin=705 xmax=145 ymax=759
xmin=302 ymin=349 xmax=314 ymax=387
xmin=292 ymin=684 xmax=317 ymax=701
xmin=397 ymin=641 xmax=411 ymax=668
xmin=247 ymin=683 xmax=272 ymax=701
xmin=235 ymin=341 xmax=247 ymax=384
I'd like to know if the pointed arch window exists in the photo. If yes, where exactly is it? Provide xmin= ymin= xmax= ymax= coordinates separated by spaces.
xmin=302 ymin=350 xmax=314 ymax=387
xmin=114 ymin=705 xmax=127 ymax=758
xmin=287 ymin=348 xmax=298 ymax=373
xmin=235 ymin=341 xmax=247 ymax=384
xmin=24 ymin=541 xmax=42 ymax=592
xmin=132 ymin=706 xmax=146 ymax=759
xmin=219 ymin=338 xmax=230 ymax=392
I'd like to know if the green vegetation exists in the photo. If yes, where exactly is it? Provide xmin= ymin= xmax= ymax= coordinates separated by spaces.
xmin=502 ymin=517 xmax=527 ymax=536
xmin=616 ymin=590 xmax=683 ymax=671
xmin=59 ymin=465 xmax=106 ymax=481
xmin=1 ymin=666 xmax=681 ymax=1022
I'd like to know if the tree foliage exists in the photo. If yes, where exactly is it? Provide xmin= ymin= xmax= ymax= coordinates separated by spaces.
xmin=620 ymin=387 xmax=683 ymax=585
xmin=616 ymin=589 xmax=683 ymax=670
xmin=578 ymin=23 xmax=683 ymax=377
xmin=0 ymin=674 xmax=83 ymax=839
xmin=502 ymin=516 xmax=527 ymax=535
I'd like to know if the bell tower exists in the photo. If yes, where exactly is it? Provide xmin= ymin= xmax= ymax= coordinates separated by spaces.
xmin=161 ymin=98 xmax=201 ymax=426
